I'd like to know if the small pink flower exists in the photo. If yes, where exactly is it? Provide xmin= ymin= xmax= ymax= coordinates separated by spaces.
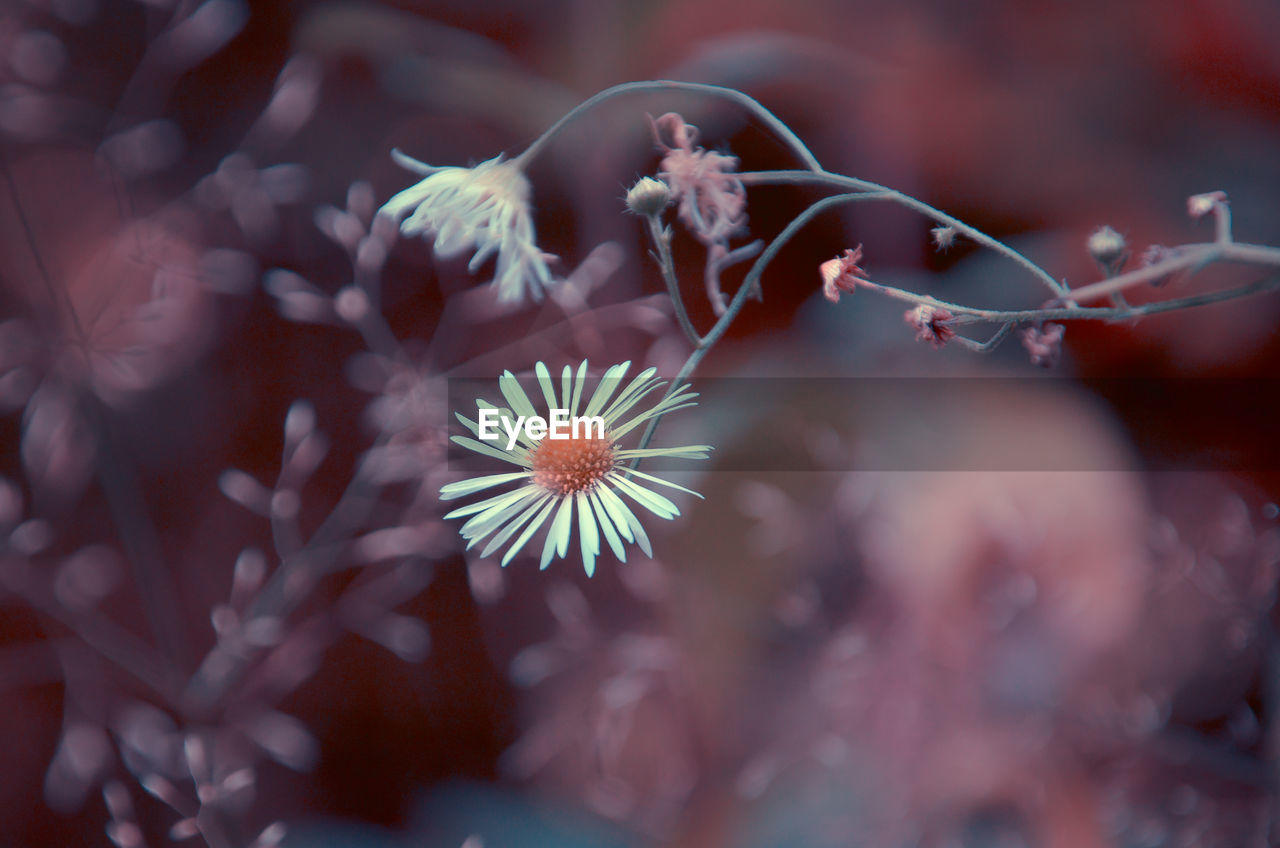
xmin=820 ymin=246 xmax=869 ymax=303
xmin=904 ymin=304 xmax=956 ymax=349
xmin=1020 ymin=322 xmax=1065 ymax=367
xmin=650 ymin=112 xmax=746 ymax=247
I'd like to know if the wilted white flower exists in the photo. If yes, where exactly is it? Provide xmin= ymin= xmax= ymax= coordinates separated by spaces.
xmin=380 ymin=151 xmax=556 ymax=304
xmin=440 ymin=361 xmax=710 ymax=576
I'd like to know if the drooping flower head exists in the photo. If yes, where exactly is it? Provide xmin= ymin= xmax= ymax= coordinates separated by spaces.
xmin=440 ymin=361 xmax=710 ymax=576
xmin=379 ymin=151 xmax=555 ymax=303
xmin=820 ymin=245 xmax=869 ymax=303
xmin=904 ymin=304 xmax=956 ymax=349
xmin=650 ymin=112 xmax=747 ymax=247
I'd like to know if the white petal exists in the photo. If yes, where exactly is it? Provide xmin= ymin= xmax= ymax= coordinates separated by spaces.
xmin=576 ymin=491 xmax=599 ymax=578
xmin=534 ymin=362 xmax=558 ymax=411
xmin=439 ymin=471 xmax=529 ymax=500
xmin=540 ymin=494 xmax=575 ymax=570
xmin=445 ymin=483 xmax=536 ymax=521
xmin=560 ymin=364 xmax=574 ymax=419
xmin=625 ymin=467 xmax=704 ymax=499
xmin=614 ymin=445 xmax=712 ymax=461
xmin=609 ymin=399 xmax=698 ymax=439
xmin=380 ymin=179 xmax=435 ymax=220
xmin=480 ymin=492 xmax=553 ymax=558
xmin=606 ymin=489 xmax=653 ymax=557
xmin=589 ymin=490 xmax=626 ymax=563
xmin=569 ymin=360 xmax=588 ymax=419
xmin=583 ymin=361 xmax=630 ymax=418
xmin=459 ymin=486 xmax=543 ymax=542
xmin=434 ymin=216 xmax=473 ymax=256
xmin=450 ymin=435 xmax=527 ymax=466
xmin=594 ymin=483 xmax=635 ymax=544
xmin=455 ymin=412 xmax=480 ymax=436
xmin=499 ymin=371 xmax=538 ymax=420
xmin=468 ymin=240 xmax=498 ymax=272
xmin=601 ymin=368 xmax=661 ymax=423
xmin=389 ymin=148 xmax=441 ymax=176
xmin=610 ymin=473 xmax=679 ymax=519
xmin=502 ymin=498 xmax=558 ymax=567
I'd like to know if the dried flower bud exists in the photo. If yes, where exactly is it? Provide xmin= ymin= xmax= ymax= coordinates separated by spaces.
xmin=820 ymin=246 xmax=869 ymax=303
xmin=1087 ymin=226 xmax=1127 ymax=273
xmin=625 ymin=176 xmax=671 ymax=217
xmin=1020 ymin=323 xmax=1065 ymax=367
xmin=930 ymin=225 xmax=957 ymax=252
xmin=1187 ymin=191 xmax=1227 ymax=220
xmin=904 ymin=304 xmax=957 ymax=349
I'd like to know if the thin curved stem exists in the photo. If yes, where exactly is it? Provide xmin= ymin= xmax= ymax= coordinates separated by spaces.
xmin=630 ymin=192 xmax=886 ymax=463
xmin=858 ymin=269 xmax=1280 ymax=325
xmin=645 ymin=215 xmax=702 ymax=346
xmin=512 ymin=80 xmax=822 ymax=172
xmin=739 ymin=169 xmax=1068 ymax=299
xmin=704 ymin=192 xmax=889 ymax=351
xmin=1056 ymin=242 xmax=1280 ymax=303
xmin=952 ymin=322 xmax=1014 ymax=353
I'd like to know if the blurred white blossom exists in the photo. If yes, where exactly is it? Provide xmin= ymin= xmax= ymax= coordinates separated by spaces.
xmin=380 ymin=151 xmax=555 ymax=303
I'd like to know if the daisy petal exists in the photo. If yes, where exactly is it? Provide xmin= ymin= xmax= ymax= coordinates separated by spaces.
xmin=502 ymin=497 xmax=558 ymax=566
xmin=480 ymin=492 xmax=553 ymax=558
xmin=569 ymin=359 xmax=588 ymax=419
xmin=589 ymin=490 xmax=626 ymax=563
xmin=450 ymin=435 xmax=527 ymax=466
xmin=560 ymin=365 xmax=573 ymax=418
xmin=460 ymin=486 xmax=543 ymax=543
xmin=499 ymin=371 xmax=538 ymax=420
xmin=540 ymin=494 xmax=575 ymax=570
xmin=615 ymin=445 xmax=712 ymax=461
xmin=440 ymin=471 xmax=530 ymax=500
xmin=600 ymin=367 xmax=659 ymax=423
xmin=446 ymin=484 xmax=537 ymax=521
xmin=576 ymin=491 xmax=600 ymax=577
xmin=610 ymin=473 xmax=680 ymax=519
xmin=608 ymin=491 xmax=653 ymax=557
xmin=455 ymin=412 xmax=480 ymax=436
xmin=625 ymin=467 xmax=704 ymax=499
xmin=583 ymin=361 xmax=630 ymax=418
xmin=594 ymin=484 xmax=636 ymax=544
xmin=609 ymin=400 xmax=698 ymax=439
xmin=535 ymin=362 xmax=559 ymax=411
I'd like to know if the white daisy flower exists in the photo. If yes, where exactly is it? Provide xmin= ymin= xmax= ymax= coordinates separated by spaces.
xmin=440 ymin=361 xmax=710 ymax=576
xmin=379 ymin=150 xmax=555 ymax=303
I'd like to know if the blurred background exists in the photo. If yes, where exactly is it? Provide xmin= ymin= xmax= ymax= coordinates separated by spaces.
xmin=2 ymin=0 xmax=1280 ymax=846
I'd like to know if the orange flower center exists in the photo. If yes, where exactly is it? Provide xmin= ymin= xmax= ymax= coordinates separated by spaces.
xmin=530 ymin=434 xmax=615 ymax=496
